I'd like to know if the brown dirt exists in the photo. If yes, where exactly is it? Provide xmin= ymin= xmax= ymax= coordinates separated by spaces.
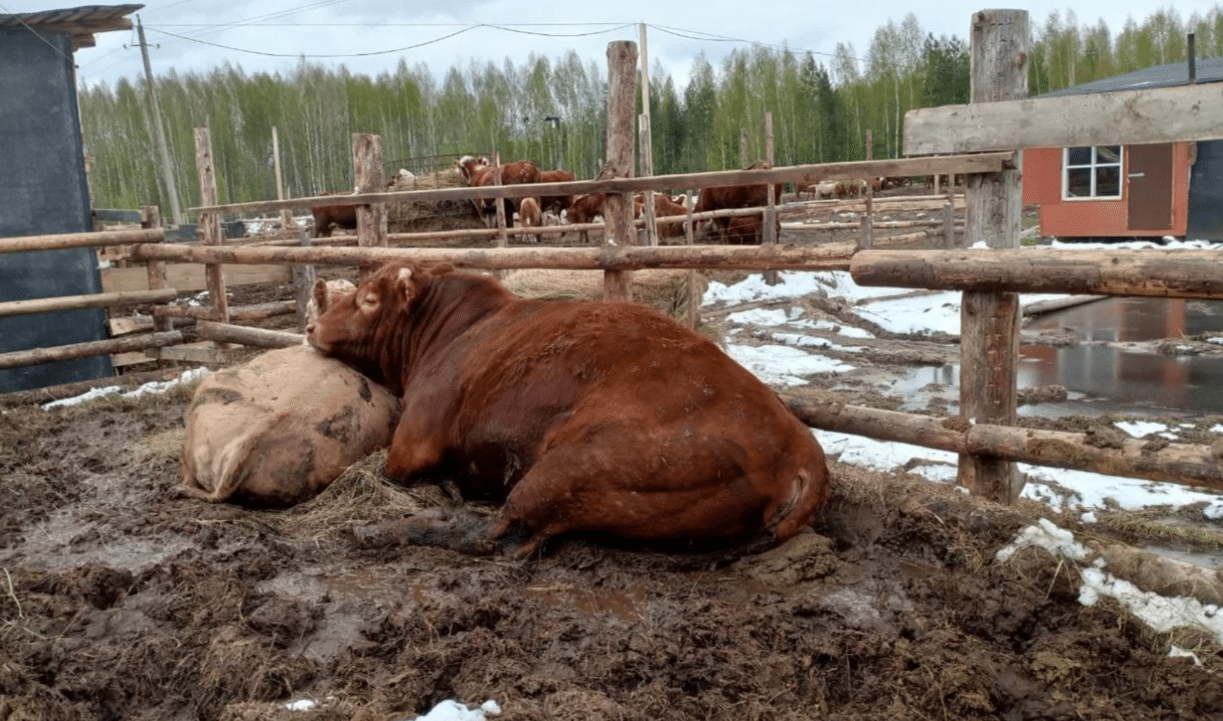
xmin=4 ymin=189 xmax=1220 ymax=719
xmin=3 ymin=380 xmax=1222 ymax=720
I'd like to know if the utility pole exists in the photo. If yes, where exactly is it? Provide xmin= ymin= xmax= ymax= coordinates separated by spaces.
xmin=137 ymin=15 xmax=183 ymax=226
xmin=638 ymin=22 xmax=657 ymax=246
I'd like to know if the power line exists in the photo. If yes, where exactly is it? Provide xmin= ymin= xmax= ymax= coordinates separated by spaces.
xmin=144 ymin=21 xmax=635 ymax=59
xmin=146 ymin=23 xmax=482 ymax=58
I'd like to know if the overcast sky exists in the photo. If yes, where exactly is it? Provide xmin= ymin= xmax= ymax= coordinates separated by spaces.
xmin=4 ymin=1 xmax=1217 ymax=91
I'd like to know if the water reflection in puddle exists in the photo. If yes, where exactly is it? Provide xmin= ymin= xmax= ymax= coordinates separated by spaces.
xmin=892 ymin=297 xmax=1223 ymax=417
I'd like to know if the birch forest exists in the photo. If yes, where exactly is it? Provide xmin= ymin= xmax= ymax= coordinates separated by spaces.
xmin=77 ymin=6 xmax=1223 ymax=214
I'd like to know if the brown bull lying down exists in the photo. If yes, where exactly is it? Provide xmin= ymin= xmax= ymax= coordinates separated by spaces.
xmin=306 ymin=262 xmax=830 ymax=558
xmin=179 ymin=343 xmax=400 ymax=507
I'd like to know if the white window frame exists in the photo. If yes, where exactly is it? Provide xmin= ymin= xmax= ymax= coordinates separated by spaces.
xmin=1062 ymin=145 xmax=1123 ymax=200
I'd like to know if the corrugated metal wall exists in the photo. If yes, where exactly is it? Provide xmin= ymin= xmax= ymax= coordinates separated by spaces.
xmin=1187 ymin=141 xmax=1223 ymax=241
xmin=0 ymin=28 xmax=112 ymax=393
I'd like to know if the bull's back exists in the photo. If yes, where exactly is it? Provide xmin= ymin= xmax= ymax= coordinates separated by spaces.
xmin=428 ymin=299 xmax=798 ymax=465
xmin=181 ymin=345 xmax=399 ymax=506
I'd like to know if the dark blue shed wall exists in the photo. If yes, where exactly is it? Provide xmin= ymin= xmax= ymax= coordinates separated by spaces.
xmin=0 ymin=28 xmax=112 ymax=392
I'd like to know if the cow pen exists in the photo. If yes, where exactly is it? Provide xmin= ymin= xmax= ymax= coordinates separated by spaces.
xmin=5 ymin=10 xmax=1223 ymax=720
xmin=6 ymin=59 xmax=1223 ymax=504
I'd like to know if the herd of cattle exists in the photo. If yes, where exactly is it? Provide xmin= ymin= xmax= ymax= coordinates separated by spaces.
xmin=181 ymin=263 xmax=832 ymax=558
xmin=309 ymin=154 xmax=794 ymax=245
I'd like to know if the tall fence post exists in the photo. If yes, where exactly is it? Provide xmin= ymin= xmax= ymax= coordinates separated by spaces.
xmin=140 ymin=205 xmax=177 ymax=368
xmin=861 ymin=129 xmax=874 ymax=251
xmin=958 ymin=9 xmax=1028 ymax=503
xmin=352 ymin=132 xmax=387 ymax=252
xmin=194 ymin=127 xmax=228 ymax=323
xmin=763 ymin=111 xmax=779 ymax=285
xmin=602 ymin=40 xmax=638 ymax=301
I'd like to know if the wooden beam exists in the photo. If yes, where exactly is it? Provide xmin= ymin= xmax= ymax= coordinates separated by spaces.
xmin=189 ymin=153 xmax=1015 ymax=215
xmin=603 ymin=40 xmax=639 ymax=301
xmin=195 ymin=321 xmax=304 ymax=349
xmin=0 ymin=289 xmax=177 ymax=318
xmin=785 ymin=397 xmax=1223 ymax=492
xmin=0 ymin=331 xmax=183 ymax=371
xmin=131 ymin=241 xmax=857 ymax=272
xmin=195 ymin=127 xmax=229 ymax=322
xmin=850 ymin=248 xmax=1223 ymax=299
xmin=958 ymin=9 xmax=1028 ymax=504
xmin=101 ymin=263 xmax=290 ymax=293
xmin=0 ymin=227 xmax=163 ymax=254
xmin=157 ymin=342 xmax=231 ymax=364
xmin=905 ymin=80 xmax=1223 ymax=156
xmin=353 ymin=133 xmax=388 ymax=250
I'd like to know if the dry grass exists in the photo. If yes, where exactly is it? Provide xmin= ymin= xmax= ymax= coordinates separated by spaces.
xmin=262 ymin=450 xmax=440 ymax=543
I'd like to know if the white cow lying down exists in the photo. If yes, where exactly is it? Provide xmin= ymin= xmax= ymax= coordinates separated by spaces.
xmin=179 ymin=343 xmax=400 ymax=507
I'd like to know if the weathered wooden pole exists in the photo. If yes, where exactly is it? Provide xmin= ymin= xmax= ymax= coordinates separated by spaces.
xmin=292 ymin=230 xmax=316 ymax=332
xmin=639 ymin=114 xmax=658 ymax=247
xmin=638 ymin=23 xmax=657 ymax=248
xmin=491 ymin=152 xmax=509 ymax=250
xmin=272 ymin=127 xmax=295 ymax=230
xmin=763 ymin=111 xmax=779 ymax=284
xmin=602 ymin=40 xmax=639 ymax=300
xmin=958 ymin=9 xmax=1028 ymax=503
xmin=942 ymin=200 xmax=956 ymax=248
xmin=141 ymin=205 xmax=177 ymax=369
xmin=352 ymin=133 xmax=387 ymax=251
xmin=683 ymin=191 xmax=700 ymax=327
xmin=861 ymin=129 xmax=874 ymax=250
xmin=194 ymin=128 xmax=229 ymax=322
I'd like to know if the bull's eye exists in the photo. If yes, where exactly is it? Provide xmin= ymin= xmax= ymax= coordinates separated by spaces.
xmin=361 ymin=294 xmax=379 ymax=310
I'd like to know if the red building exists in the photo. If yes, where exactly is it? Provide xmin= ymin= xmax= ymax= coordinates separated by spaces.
xmin=1022 ymin=58 xmax=1223 ymax=241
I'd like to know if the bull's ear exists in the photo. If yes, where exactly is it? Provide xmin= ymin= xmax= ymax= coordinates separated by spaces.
xmin=359 ymin=260 xmax=385 ymax=277
xmin=312 ymin=278 xmax=329 ymax=312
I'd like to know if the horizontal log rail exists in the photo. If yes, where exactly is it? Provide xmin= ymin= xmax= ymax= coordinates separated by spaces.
xmin=195 ymin=321 xmax=303 ymax=349
xmin=0 ymin=289 xmax=178 ymax=318
xmin=131 ymin=242 xmax=858 ymax=271
xmin=0 ymin=227 xmax=165 ymax=254
xmin=0 ymin=331 xmax=183 ymax=371
xmin=784 ymin=397 xmax=1223 ymax=493
xmin=192 ymin=153 xmax=1016 ymax=215
xmin=851 ymin=248 xmax=1223 ymax=299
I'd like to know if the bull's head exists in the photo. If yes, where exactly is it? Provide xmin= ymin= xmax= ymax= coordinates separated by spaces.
xmin=306 ymin=263 xmax=443 ymax=392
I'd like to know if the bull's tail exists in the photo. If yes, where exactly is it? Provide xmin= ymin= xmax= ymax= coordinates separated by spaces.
xmin=767 ymin=440 xmax=831 ymax=543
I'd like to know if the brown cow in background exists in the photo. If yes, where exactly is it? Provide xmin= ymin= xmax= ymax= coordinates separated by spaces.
xmin=307 ymin=262 xmax=830 ymax=558
xmin=692 ymin=160 xmax=784 ymax=244
xmin=310 ymin=192 xmax=359 ymax=238
xmin=537 ymin=169 xmax=577 ymax=215
xmin=566 ymin=192 xmax=605 ymax=243
xmin=455 ymin=155 xmax=541 ymax=228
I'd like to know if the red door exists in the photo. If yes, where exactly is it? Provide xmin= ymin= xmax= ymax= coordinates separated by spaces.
xmin=1127 ymin=144 xmax=1173 ymax=231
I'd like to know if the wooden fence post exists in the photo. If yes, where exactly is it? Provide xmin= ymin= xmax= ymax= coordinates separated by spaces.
xmin=352 ymin=133 xmax=387 ymax=253
xmin=763 ymin=111 xmax=779 ymax=285
xmin=861 ymin=129 xmax=874 ymax=250
xmin=602 ymin=40 xmax=638 ymax=301
xmin=194 ymin=127 xmax=228 ymax=323
xmin=140 ymin=205 xmax=177 ymax=368
xmin=942 ymin=200 xmax=956 ymax=248
xmin=293 ymin=230 xmax=316 ymax=332
xmin=958 ymin=9 xmax=1028 ymax=503
xmin=639 ymin=114 xmax=657 ymax=247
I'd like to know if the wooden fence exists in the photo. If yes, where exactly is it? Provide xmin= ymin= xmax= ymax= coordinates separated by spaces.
xmin=3 ymin=9 xmax=1222 ymax=504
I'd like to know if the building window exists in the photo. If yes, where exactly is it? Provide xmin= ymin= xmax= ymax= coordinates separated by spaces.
xmin=1063 ymin=145 xmax=1122 ymax=199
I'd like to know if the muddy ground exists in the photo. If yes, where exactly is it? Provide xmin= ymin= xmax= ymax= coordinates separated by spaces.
xmin=3 ymin=190 xmax=1223 ymax=720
